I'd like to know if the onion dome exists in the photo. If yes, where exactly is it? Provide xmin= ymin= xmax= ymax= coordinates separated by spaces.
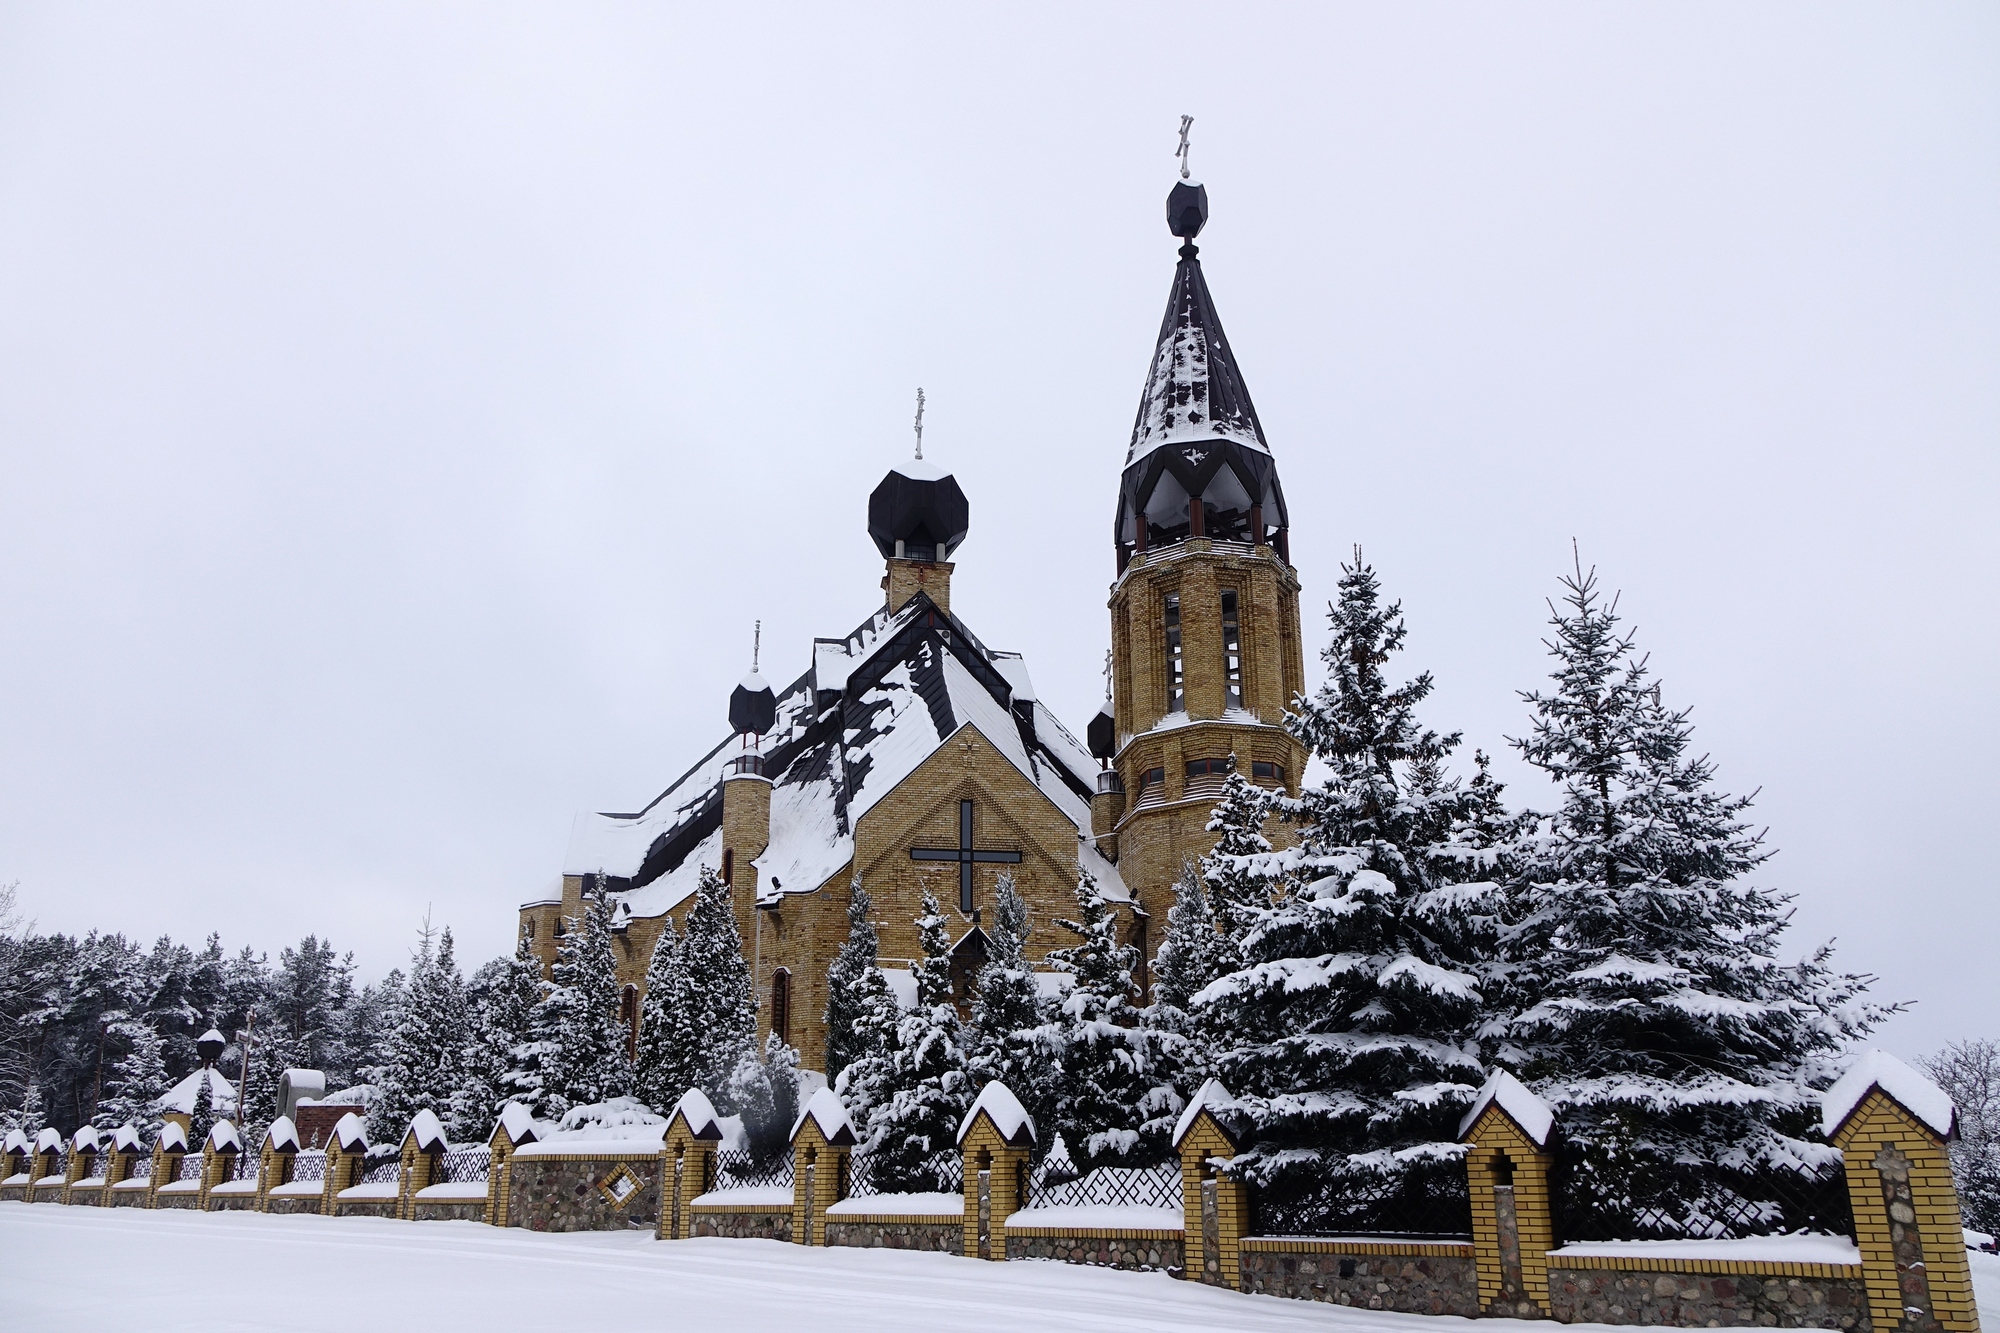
xmin=1088 ymin=696 xmax=1116 ymax=762
xmin=729 ymin=669 xmax=777 ymax=737
xmin=196 ymin=1028 xmax=226 ymax=1066
xmin=1115 ymin=179 xmax=1288 ymax=567
xmin=869 ymin=460 xmax=969 ymax=564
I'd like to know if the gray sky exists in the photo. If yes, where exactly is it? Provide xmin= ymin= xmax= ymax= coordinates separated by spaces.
xmin=1 ymin=4 xmax=1993 ymax=1060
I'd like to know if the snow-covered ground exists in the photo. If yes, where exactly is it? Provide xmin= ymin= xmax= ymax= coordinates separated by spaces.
xmin=1 ymin=1205 xmax=1994 ymax=1333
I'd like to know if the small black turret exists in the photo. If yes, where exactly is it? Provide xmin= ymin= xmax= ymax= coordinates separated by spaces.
xmin=868 ymin=465 xmax=969 ymax=564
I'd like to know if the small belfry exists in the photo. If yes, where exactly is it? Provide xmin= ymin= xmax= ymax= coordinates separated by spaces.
xmin=1094 ymin=155 xmax=1307 ymax=923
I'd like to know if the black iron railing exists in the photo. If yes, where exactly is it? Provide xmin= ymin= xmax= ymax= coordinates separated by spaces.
xmin=1029 ymin=1161 xmax=1183 ymax=1212
xmin=290 ymin=1150 xmax=326 ymax=1183
xmin=177 ymin=1154 xmax=204 ymax=1182
xmin=1553 ymin=1152 xmax=1853 ymax=1243
xmin=707 ymin=1149 xmax=793 ymax=1193
xmin=1249 ymin=1156 xmax=1473 ymax=1239
xmin=438 ymin=1146 xmax=491 ymax=1184
xmin=127 ymin=1155 xmax=153 ymax=1182
xmin=842 ymin=1149 xmax=961 ymax=1199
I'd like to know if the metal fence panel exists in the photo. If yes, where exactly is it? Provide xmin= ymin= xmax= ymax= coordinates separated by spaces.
xmin=1249 ymin=1157 xmax=1473 ymax=1239
xmin=290 ymin=1150 xmax=326 ymax=1183
xmin=1030 ymin=1162 xmax=1183 ymax=1212
xmin=1553 ymin=1154 xmax=1853 ymax=1243
xmin=707 ymin=1149 xmax=793 ymax=1193
xmin=438 ymin=1146 xmax=491 ymax=1184
xmin=843 ymin=1149 xmax=960 ymax=1199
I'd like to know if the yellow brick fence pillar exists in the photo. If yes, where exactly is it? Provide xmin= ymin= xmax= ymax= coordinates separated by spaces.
xmin=791 ymin=1089 xmax=857 ymax=1246
xmin=1824 ymin=1051 xmax=1982 ymax=1333
xmin=399 ymin=1110 xmax=447 ymax=1220
xmin=150 ymin=1124 xmax=190 ymax=1209
xmin=101 ymin=1125 xmax=143 ymax=1200
xmin=322 ymin=1112 xmax=369 ymax=1213
xmin=658 ymin=1090 xmax=723 ymax=1241
xmin=1173 ymin=1079 xmax=1247 ymax=1288
xmin=257 ymin=1117 xmax=299 ymax=1212
xmin=486 ymin=1105 xmax=544 ymax=1230
xmin=958 ymin=1082 xmax=1035 ymax=1261
xmin=1459 ymin=1071 xmax=1557 ymax=1318
xmin=61 ymin=1126 xmax=99 ymax=1204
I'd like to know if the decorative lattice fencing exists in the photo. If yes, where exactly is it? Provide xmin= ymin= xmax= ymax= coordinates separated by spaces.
xmin=126 ymin=1154 xmax=152 ymax=1182
xmin=707 ymin=1149 xmax=793 ymax=1193
xmin=1248 ymin=1155 xmax=1473 ymax=1240
xmin=841 ymin=1149 xmax=962 ymax=1199
xmin=290 ymin=1150 xmax=326 ymax=1183
xmin=177 ymin=1154 xmax=204 ymax=1182
xmin=1553 ymin=1153 xmax=1854 ymax=1243
xmin=437 ymin=1146 xmax=490 ymax=1184
xmin=1028 ymin=1160 xmax=1182 ymax=1213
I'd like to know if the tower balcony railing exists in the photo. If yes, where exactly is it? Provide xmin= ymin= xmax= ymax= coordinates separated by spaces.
xmin=725 ymin=754 xmax=766 ymax=778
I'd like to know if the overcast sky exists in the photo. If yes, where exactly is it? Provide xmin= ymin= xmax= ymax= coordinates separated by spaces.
xmin=1 ymin=4 xmax=1993 ymax=1059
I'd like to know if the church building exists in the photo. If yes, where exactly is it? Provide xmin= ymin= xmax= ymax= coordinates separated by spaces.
xmin=517 ymin=176 xmax=1306 ymax=1074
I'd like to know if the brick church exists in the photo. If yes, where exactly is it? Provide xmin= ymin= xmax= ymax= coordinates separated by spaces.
xmin=518 ymin=176 xmax=1307 ymax=1073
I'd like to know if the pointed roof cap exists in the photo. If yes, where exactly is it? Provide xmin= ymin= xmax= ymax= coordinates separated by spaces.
xmin=1125 ymin=193 xmax=1269 ymax=467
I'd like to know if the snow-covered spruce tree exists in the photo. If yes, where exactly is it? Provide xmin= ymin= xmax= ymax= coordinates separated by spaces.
xmin=1202 ymin=768 xmax=1278 ymax=948
xmin=764 ymin=1033 xmax=802 ymax=1143
xmin=1047 ymin=873 xmax=1178 ymax=1170
xmin=187 ymin=1068 xmax=217 ymax=1149
xmin=454 ymin=944 xmax=543 ymax=1135
xmin=633 ymin=917 xmax=706 ymax=1114
xmin=1153 ymin=860 xmax=1230 ymax=1018
xmin=1494 ymin=560 xmax=1889 ymax=1236
xmin=824 ymin=881 xmax=896 ymax=1085
xmin=95 ymin=1020 xmax=169 ymax=1136
xmin=535 ymin=895 xmax=631 ymax=1118
xmin=1196 ymin=552 xmax=1504 ymax=1231
xmin=857 ymin=890 xmax=973 ymax=1191
xmin=966 ymin=875 xmax=1058 ymax=1153
xmin=15 ymin=1081 xmax=46 ymax=1139
xmin=680 ymin=866 xmax=756 ymax=1105
xmin=236 ymin=1024 xmax=306 ymax=1144
xmin=370 ymin=924 xmax=472 ymax=1141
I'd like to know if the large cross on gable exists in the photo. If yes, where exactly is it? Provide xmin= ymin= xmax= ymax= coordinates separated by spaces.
xmin=910 ymin=799 xmax=1021 ymax=914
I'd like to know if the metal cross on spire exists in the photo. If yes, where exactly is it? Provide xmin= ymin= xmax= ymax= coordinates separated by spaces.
xmin=752 ymin=620 xmax=761 ymax=672
xmin=1103 ymin=648 xmax=1114 ymax=699
xmin=913 ymin=387 xmax=926 ymax=461
xmin=1176 ymin=115 xmax=1194 ymax=180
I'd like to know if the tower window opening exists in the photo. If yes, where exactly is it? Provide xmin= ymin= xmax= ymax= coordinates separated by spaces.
xmin=721 ymin=848 xmax=734 ymax=886
xmin=620 ymin=984 xmax=639 ymax=1061
xmin=1184 ymin=758 xmax=1230 ymax=778
xmin=1251 ymin=760 xmax=1287 ymax=785
xmin=1221 ymin=589 xmax=1242 ymax=709
xmin=770 ymin=968 xmax=791 ymax=1046
xmin=1164 ymin=594 xmax=1184 ymax=713
xmin=1139 ymin=766 xmax=1165 ymax=791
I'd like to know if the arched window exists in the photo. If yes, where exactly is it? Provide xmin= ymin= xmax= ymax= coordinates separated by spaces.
xmin=620 ymin=984 xmax=639 ymax=1060
xmin=770 ymin=969 xmax=791 ymax=1047
xmin=722 ymin=848 xmax=735 ymax=886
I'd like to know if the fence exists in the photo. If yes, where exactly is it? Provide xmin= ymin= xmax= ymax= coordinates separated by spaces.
xmin=290 ymin=1150 xmax=326 ymax=1183
xmin=437 ymin=1146 xmax=490 ymax=1185
xmin=126 ymin=1155 xmax=152 ymax=1182
xmin=707 ymin=1149 xmax=793 ymax=1193
xmin=1028 ymin=1161 xmax=1181 ymax=1213
xmin=231 ymin=1151 xmax=258 ymax=1181
xmin=360 ymin=1152 xmax=401 ymax=1186
xmin=841 ymin=1149 xmax=962 ymax=1199
xmin=1552 ymin=1152 xmax=1854 ymax=1243
xmin=176 ymin=1154 xmax=204 ymax=1182
xmin=1248 ymin=1154 xmax=1473 ymax=1240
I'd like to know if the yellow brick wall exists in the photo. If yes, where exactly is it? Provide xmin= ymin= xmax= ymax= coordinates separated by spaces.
xmin=1463 ymin=1109 xmax=1554 ymax=1314
xmin=1831 ymin=1091 xmax=1980 ymax=1333
xmin=790 ymin=1121 xmax=848 ymax=1245
xmin=960 ymin=1115 xmax=1031 ymax=1260
xmin=886 ymin=559 xmax=954 ymax=617
xmin=1178 ymin=1114 xmax=1247 ymax=1288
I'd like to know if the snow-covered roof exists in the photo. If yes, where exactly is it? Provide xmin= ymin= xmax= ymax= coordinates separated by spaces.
xmin=1459 ymin=1070 xmax=1556 ymax=1148
xmin=789 ymin=1088 xmax=856 ymax=1146
xmin=565 ymin=596 xmax=1125 ymax=920
xmin=490 ymin=1101 xmax=542 ymax=1148
xmin=158 ymin=1121 xmax=188 ymax=1153
xmin=70 ymin=1125 xmax=100 ymax=1153
xmin=34 ymin=1126 xmax=62 ymax=1154
xmin=197 ymin=1026 xmax=225 ymax=1045
xmin=1125 ymin=245 xmax=1269 ymax=466
xmin=1171 ymin=1078 xmax=1238 ymax=1149
xmin=159 ymin=1066 xmax=237 ymax=1116
xmin=207 ymin=1120 xmax=243 ymax=1153
xmin=406 ymin=1108 xmax=447 ymax=1153
xmin=266 ymin=1117 xmax=300 ymax=1153
xmin=332 ymin=1112 xmax=368 ymax=1152
xmin=110 ymin=1125 xmax=142 ymax=1154
xmin=3 ymin=1128 xmax=26 ymax=1154
xmin=297 ymin=1083 xmax=370 ymax=1108
xmin=666 ymin=1088 xmax=723 ymax=1142
xmin=1821 ymin=1049 xmax=1956 ymax=1140
xmin=957 ymin=1080 xmax=1035 ymax=1147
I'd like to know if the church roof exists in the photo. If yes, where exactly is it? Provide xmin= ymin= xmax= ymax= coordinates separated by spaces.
xmin=563 ymin=594 xmax=1125 ymax=920
xmin=1125 ymin=241 xmax=1269 ymax=467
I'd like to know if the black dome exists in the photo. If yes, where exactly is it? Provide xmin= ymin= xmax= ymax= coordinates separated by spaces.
xmin=1168 ymin=180 xmax=1208 ymax=239
xmin=868 ymin=468 xmax=969 ymax=562
xmin=1087 ymin=701 xmax=1116 ymax=761
xmin=729 ymin=672 xmax=777 ymax=737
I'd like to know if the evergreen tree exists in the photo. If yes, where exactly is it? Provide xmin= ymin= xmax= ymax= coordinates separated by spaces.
xmin=1047 ymin=874 xmax=1175 ymax=1169
xmin=349 ymin=968 xmax=406 ymax=1097
xmin=856 ymin=891 xmax=973 ymax=1191
xmin=96 ymin=1020 xmax=169 ymax=1136
xmin=268 ymin=935 xmax=357 ymax=1084
xmin=1202 ymin=768 xmax=1277 ymax=946
xmin=371 ymin=924 xmax=472 ymax=1141
xmin=16 ymin=1080 xmax=46 ymax=1139
xmin=1923 ymin=1039 xmax=2000 ymax=1233
xmin=633 ymin=917 xmax=707 ymax=1113
xmin=454 ymin=944 xmax=543 ymax=1135
xmin=966 ymin=875 xmax=1058 ymax=1155
xmin=823 ymin=881 xmax=895 ymax=1085
xmin=764 ymin=1033 xmax=802 ymax=1145
xmin=187 ymin=1068 xmax=217 ymax=1149
xmin=538 ymin=896 xmax=630 ymax=1117
xmin=680 ymin=867 xmax=755 ymax=1104
xmin=1152 ymin=860 xmax=1229 ymax=1016
xmin=1495 ymin=560 xmax=1889 ymax=1233
xmin=1196 ymin=552 xmax=1503 ymax=1230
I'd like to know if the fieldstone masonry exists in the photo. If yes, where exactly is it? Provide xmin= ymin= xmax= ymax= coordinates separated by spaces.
xmin=1546 ymin=1263 xmax=1871 ymax=1329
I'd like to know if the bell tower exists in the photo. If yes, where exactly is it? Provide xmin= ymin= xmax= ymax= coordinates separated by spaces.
xmin=1091 ymin=175 xmax=1306 ymax=923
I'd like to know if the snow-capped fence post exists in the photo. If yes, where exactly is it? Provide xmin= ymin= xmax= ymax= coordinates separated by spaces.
xmin=1457 ymin=1072 xmax=1556 ymax=1317
xmin=1821 ymin=1050 xmax=1981 ymax=1333
xmin=322 ymin=1112 xmax=368 ymax=1213
xmin=26 ymin=1126 xmax=63 ymax=1200
xmin=257 ymin=1116 xmax=299 ymax=1212
xmin=486 ymin=1103 xmax=540 ymax=1229
xmin=100 ymin=1124 xmax=144 ymax=1197
xmin=1173 ymin=1080 xmax=1247 ymax=1289
xmin=956 ymin=1082 xmax=1035 ymax=1261
xmin=398 ymin=1110 xmax=448 ymax=1221
xmin=198 ymin=1120 xmax=243 ymax=1210
xmin=658 ymin=1090 xmax=723 ymax=1241
xmin=790 ymin=1088 xmax=857 ymax=1247
xmin=60 ymin=1125 xmax=100 ymax=1204
xmin=148 ymin=1121 xmax=189 ymax=1209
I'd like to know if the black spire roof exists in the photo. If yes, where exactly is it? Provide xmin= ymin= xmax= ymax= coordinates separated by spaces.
xmin=1115 ymin=180 xmax=1288 ymax=561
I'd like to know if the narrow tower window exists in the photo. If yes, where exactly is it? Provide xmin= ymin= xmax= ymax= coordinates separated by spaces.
xmin=770 ymin=969 xmax=791 ymax=1046
xmin=1164 ymin=593 xmax=1184 ymax=713
xmin=1221 ymin=589 xmax=1242 ymax=709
